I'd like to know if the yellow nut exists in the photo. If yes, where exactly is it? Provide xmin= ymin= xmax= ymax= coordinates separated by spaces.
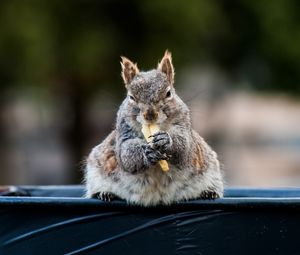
xmin=141 ymin=124 xmax=169 ymax=172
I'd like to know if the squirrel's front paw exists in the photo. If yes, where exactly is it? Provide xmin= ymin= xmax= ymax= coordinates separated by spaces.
xmin=143 ymin=144 xmax=168 ymax=165
xmin=149 ymin=131 xmax=172 ymax=153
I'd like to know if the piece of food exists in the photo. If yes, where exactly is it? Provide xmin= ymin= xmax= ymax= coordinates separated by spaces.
xmin=142 ymin=124 xmax=169 ymax=172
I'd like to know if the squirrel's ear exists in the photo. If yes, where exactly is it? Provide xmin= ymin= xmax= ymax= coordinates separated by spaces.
xmin=157 ymin=50 xmax=175 ymax=86
xmin=120 ymin=56 xmax=139 ymax=86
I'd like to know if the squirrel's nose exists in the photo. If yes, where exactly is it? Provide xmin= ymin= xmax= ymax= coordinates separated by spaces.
xmin=143 ymin=109 xmax=158 ymax=122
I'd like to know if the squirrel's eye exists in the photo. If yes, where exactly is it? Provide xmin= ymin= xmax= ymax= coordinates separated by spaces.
xmin=129 ymin=95 xmax=136 ymax=102
xmin=166 ymin=90 xmax=171 ymax=98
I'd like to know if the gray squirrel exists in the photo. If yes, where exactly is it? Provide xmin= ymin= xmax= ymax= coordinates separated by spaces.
xmin=84 ymin=50 xmax=224 ymax=206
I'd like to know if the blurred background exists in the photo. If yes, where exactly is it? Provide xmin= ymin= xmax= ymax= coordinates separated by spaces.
xmin=0 ymin=0 xmax=300 ymax=187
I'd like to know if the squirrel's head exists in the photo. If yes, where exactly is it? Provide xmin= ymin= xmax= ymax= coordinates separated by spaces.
xmin=121 ymin=50 xmax=182 ymax=125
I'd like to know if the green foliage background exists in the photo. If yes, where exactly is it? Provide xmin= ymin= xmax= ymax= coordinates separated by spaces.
xmin=1 ymin=0 xmax=299 ymax=94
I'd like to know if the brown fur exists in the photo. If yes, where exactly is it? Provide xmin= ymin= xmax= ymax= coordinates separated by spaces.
xmin=91 ymin=131 xmax=118 ymax=173
xmin=192 ymin=143 xmax=205 ymax=172
xmin=102 ymin=150 xmax=118 ymax=173
xmin=121 ymin=57 xmax=140 ymax=85
xmin=101 ymin=131 xmax=118 ymax=173
xmin=157 ymin=50 xmax=174 ymax=85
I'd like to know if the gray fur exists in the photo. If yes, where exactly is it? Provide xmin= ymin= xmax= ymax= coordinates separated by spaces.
xmin=84 ymin=52 xmax=224 ymax=206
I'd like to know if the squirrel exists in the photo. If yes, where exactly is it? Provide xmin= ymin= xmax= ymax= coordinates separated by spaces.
xmin=84 ymin=50 xmax=224 ymax=206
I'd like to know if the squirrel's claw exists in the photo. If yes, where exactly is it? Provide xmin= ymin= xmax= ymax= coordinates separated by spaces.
xmin=149 ymin=131 xmax=172 ymax=152
xmin=92 ymin=192 xmax=118 ymax=202
xmin=143 ymin=144 xmax=169 ymax=165
xmin=199 ymin=190 xmax=220 ymax=200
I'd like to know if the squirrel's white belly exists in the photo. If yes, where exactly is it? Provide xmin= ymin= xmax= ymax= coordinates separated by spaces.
xmin=86 ymin=163 xmax=219 ymax=206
